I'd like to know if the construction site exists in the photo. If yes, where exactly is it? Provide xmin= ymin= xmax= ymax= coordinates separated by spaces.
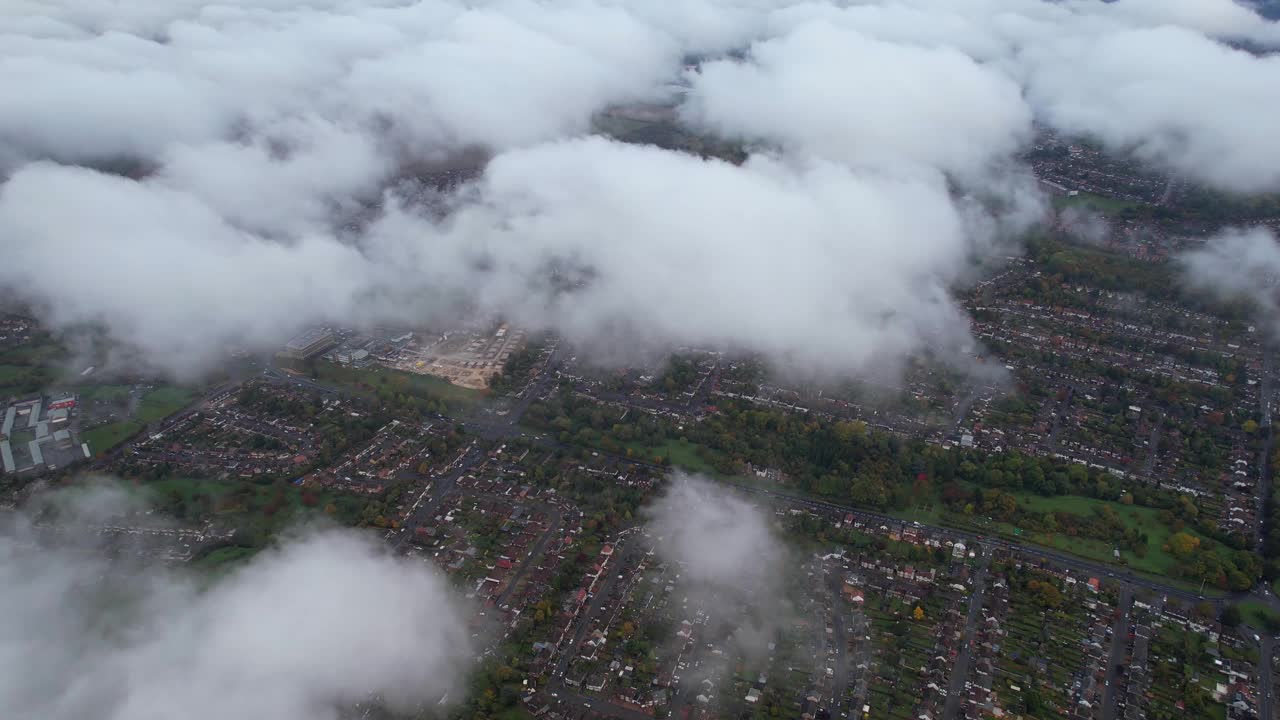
xmin=379 ymin=323 xmax=526 ymax=390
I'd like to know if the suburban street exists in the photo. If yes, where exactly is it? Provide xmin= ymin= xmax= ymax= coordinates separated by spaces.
xmin=942 ymin=544 xmax=992 ymax=720
xmin=221 ymin=349 xmax=1280 ymax=720
xmin=495 ymin=505 xmax=563 ymax=607
xmin=1101 ymin=583 xmax=1134 ymax=720
xmin=1259 ymin=634 xmax=1275 ymax=720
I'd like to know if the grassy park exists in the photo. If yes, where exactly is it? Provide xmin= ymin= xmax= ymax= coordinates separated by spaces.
xmin=314 ymin=362 xmax=483 ymax=407
xmin=82 ymin=420 xmax=144 ymax=455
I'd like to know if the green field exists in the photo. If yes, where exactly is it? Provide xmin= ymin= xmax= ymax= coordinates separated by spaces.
xmin=889 ymin=502 xmax=945 ymax=526
xmin=82 ymin=420 xmax=143 ymax=455
xmin=962 ymin=490 xmax=1220 ymax=579
xmin=142 ymin=476 xmax=368 ymax=537
xmin=0 ymin=365 xmax=27 ymax=384
xmin=136 ymin=386 xmax=197 ymax=423
xmin=315 ymin=362 xmax=483 ymax=407
xmin=1016 ymin=492 xmax=1198 ymax=575
xmin=0 ymin=362 xmax=55 ymax=395
xmin=77 ymin=384 xmax=133 ymax=403
xmin=623 ymin=437 xmax=720 ymax=475
xmin=0 ymin=335 xmax=65 ymax=368
xmin=189 ymin=545 xmax=259 ymax=575
xmin=885 ymin=486 xmax=1226 ymax=588
xmin=655 ymin=438 xmax=718 ymax=474
xmin=1236 ymin=599 xmax=1280 ymax=631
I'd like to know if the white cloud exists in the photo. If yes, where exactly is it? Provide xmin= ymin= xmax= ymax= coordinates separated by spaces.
xmin=0 ymin=0 xmax=684 ymax=171
xmin=362 ymin=137 xmax=999 ymax=374
xmin=0 ymin=490 xmax=474 ymax=720
xmin=1 ymin=0 xmax=1278 ymax=378
xmin=1179 ymin=226 xmax=1280 ymax=327
xmin=645 ymin=473 xmax=786 ymax=591
xmin=0 ymin=163 xmax=375 ymax=374
xmin=2 ymin=136 xmax=1013 ymax=377
xmin=644 ymin=473 xmax=790 ymax=660
xmin=682 ymin=19 xmax=1033 ymax=181
xmin=1021 ymin=24 xmax=1280 ymax=193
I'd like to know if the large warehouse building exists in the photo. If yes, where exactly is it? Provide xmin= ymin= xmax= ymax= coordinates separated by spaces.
xmin=282 ymin=328 xmax=337 ymax=360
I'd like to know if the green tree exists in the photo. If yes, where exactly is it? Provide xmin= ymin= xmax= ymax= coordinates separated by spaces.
xmin=1221 ymin=604 xmax=1243 ymax=627
xmin=1167 ymin=531 xmax=1200 ymax=557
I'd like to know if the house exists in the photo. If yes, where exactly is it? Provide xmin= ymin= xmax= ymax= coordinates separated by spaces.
xmin=843 ymin=582 xmax=866 ymax=604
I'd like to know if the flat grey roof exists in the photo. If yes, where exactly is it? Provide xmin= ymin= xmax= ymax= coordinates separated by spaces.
xmin=0 ymin=441 xmax=13 ymax=474
xmin=1 ymin=406 xmax=13 ymax=437
xmin=27 ymin=440 xmax=43 ymax=467
xmin=286 ymin=327 xmax=333 ymax=350
xmin=27 ymin=399 xmax=42 ymax=429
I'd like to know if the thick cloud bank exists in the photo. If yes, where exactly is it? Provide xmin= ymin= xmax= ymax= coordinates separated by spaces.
xmin=2 ymin=0 xmax=1279 ymax=376
xmin=1180 ymin=227 xmax=1280 ymax=328
xmin=645 ymin=473 xmax=787 ymax=592
xmin=0 ymin=491 xmax=474 ymax=720
xmin=644 ymin=473 xmax=789 ymax=658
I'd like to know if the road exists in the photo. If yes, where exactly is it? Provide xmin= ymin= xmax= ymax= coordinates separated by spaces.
xmin=259 ymin=346 xmax=1280 ymax=638
xmin=950 ymin=389 xmax=982 ymax=438
xmin=262 ymin=366 xmax=340 ymax=395
xmin=942 ymin=544 xmax=992 ymax=720
xmin=538 ymin=538 xmax=654 ymax=720
xmin=390 ymin=441 xmax=483 ymax=552
xmin=1141 ymin=414 xmax=1163 ymax=479
xmin=388 ymin=347 xmax=567 ymax=549
xmin=1101 ymin=583 xmax=1133 ymax=720
xmin=827 ymin=569 xmax=853 ymax=718
xmin=551 ymin=538 xmax=637 ymax=678
xmin=113 ymin=340 xmax=1277 ymax=615
xmin=1259 ymin=634 xmax=1275 ymax=720
xmin=1258 ymin=342 xmax=1274 ymax=553
xmin=428 ymin=410 xmax=1280 ymax=623
xmin=482 ymin=344 xmax=564 ymax=438
xmin=547 ymin=691 xmax=651 ymax=720
xmin=495 ymin=505 xmax=562 ymax=607
xmin=260 ymin=356 xmax=1228 ymax=611
xmin=453 ymin=418 xmax=1259 ymax=610
xmin=89 ymin=380 xmax=239 ymax=470
xmin=1157 ymin=175 xmax=1179 ymax=206
xmin=1042 ymin=386 xmax=1075 ymax=455
xmin=737 ymin=484 xmax=1201 ymax=599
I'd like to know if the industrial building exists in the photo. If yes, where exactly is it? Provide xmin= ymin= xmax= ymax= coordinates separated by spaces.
xmin=282 ymin=328 xmax=337 ymax=360
xmin=0 ymin=394 xmax=85 ymax=475
xmin=334 ymin=348 xmax=370 ymax=366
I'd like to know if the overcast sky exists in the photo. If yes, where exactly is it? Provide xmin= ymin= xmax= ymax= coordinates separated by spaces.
xmin=2 ymin=0 xmax=1278 ymax=376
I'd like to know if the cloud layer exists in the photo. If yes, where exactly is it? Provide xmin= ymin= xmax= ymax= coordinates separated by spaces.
xmin=644 ymin=473 xmax=791 ymax=661
xmin=645 ymin=473 xmax=787 ymax=594
xmin=1179 ymin=226 xmax=1280 ymax=328
xmin=2 ymin=0 xmax=1279 ymax=376
xmin=0 ymin=488 xmax=474 ymax=720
